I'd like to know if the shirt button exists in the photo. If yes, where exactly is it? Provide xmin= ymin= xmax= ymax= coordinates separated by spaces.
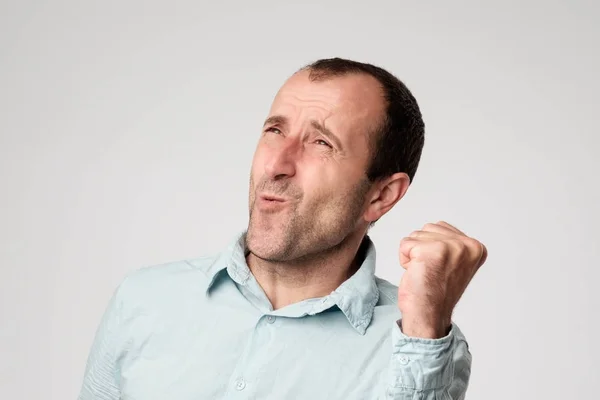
xmin=234 ymin=378 xmax=246 ymax=391
xmin=397 ymin=355 xmax=410 ymax=365
xmin=266 ymin=315 xmax=276 ymax=324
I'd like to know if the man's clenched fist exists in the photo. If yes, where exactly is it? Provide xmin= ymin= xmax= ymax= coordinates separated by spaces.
xmin=398 ymin=221 xmax=487 ymax=339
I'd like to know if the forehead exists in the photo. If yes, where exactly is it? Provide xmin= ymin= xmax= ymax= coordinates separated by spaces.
xmin=269 ymin=70 xmax=385 ymax=135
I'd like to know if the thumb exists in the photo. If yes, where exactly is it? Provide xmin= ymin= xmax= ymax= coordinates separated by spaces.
xmin=399 ymin=237 xmax=418 ymax=269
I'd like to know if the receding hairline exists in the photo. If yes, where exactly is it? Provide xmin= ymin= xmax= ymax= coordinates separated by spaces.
xmin=296 ymin=64 xmax=380 ymax=85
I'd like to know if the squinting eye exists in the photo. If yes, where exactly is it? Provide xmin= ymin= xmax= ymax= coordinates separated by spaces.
xmin=266 ymin=127 xmax=282 ymax=135
xmin=315 ymin=139 xmax=332 ymax=148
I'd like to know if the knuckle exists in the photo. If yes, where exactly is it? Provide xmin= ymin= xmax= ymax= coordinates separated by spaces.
xmin=423 ymin=222 xmax=436 ymax=231
xmin=465 ymin=237 xmax=482 ymax=252
xmin=451 ymin=238 xmax=467 ymax=251
xmin=449 ymin=240 xmax=469 ymax=260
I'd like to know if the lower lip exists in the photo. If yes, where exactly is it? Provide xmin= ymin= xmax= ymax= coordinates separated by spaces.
xmin=257 ymin=198 xmax=288 ymax=211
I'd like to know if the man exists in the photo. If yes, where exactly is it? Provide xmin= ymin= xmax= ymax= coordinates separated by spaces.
xmin=79 ymin=58 xmax=487 ymax=399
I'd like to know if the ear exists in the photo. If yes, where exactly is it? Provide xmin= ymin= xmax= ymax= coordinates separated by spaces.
xmin=363 ymin=172 xmax=411 ymax=223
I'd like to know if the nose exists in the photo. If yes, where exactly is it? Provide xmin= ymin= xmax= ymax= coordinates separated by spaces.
xmin=264 ymin=140 xmax=297 ymax=180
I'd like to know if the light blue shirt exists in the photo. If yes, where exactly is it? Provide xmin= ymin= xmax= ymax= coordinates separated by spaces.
xmin=79 ymin=231 xmax=471 ymax=399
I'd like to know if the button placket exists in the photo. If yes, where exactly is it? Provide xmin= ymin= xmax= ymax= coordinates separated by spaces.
xmin=397 ymin=354 xmax=410 ymax=365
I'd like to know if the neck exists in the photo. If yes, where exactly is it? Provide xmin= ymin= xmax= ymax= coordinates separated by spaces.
xmin=246 ymin=230 xmax=369 ymax=310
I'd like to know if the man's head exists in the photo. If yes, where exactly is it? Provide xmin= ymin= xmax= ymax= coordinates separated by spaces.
xmin=246 ymin=58 xmax=425 ymax=263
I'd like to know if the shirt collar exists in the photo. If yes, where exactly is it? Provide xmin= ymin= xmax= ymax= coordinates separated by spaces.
xmin=204 ymin=230 xmax=380 ymax=335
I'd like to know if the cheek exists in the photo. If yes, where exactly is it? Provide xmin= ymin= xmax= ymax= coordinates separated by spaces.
xmin=303 ymin=169 xmax=366 ymax=209
xmin=301 ymin=168 xmax=343 ymax=204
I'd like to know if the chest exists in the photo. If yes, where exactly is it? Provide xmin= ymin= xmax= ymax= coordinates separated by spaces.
xmin=117 ymin=309 xmax=393 ymax=399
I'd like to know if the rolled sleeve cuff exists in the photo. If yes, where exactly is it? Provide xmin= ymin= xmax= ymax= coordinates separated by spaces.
xmin=388 ymin=318 xmax=455 ymax=391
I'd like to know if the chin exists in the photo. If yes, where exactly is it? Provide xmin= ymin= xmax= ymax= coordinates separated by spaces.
xmin=246 ymin=237 xmax=282 ymax=262
xmin=246 ymin=224 xmax=291 ymax=262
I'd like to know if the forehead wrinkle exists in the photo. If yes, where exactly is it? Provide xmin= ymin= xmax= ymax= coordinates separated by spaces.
xmin=277 ymin=96 xmax=369 ymax=148
xmin=279 ymin=91 xmax=339 ymax=111
xmin=271 ymin=95 xmax=335 ymax=126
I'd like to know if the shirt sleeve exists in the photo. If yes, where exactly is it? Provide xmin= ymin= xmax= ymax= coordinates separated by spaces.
xmin=382 ymin=319 xmax=472 ymax=400
xmin=77 ymin=281 xmax=127 ymax=400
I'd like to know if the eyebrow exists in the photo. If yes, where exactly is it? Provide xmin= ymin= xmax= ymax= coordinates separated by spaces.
xmin=310 ymin=120 xmax=343 ymax=150
xmin=263 ymin=115 xmax=343 ymax=149
xmin=263 ymin=115 xmax=288 ymax=127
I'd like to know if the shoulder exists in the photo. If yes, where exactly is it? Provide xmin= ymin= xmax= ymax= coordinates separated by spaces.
xmin=113 ymin=253 xmax=221 ymax=308
xmin=125 ymin=254 xmax=219 ymax=287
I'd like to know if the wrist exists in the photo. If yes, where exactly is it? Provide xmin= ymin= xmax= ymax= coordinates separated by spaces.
xmin=400 ymin=312 xmax=451 ymax=339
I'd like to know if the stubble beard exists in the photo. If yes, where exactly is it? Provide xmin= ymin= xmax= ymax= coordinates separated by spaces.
xmin=246 ymin=177 xmax=371 ymax=264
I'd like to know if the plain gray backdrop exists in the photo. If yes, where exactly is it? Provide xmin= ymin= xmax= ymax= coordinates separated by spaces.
xmin=1 ymin=1 xmax=598 ymax=399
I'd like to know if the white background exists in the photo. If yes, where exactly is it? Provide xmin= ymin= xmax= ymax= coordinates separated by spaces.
xmin=1 ymin=1 xmax=598 ymax=399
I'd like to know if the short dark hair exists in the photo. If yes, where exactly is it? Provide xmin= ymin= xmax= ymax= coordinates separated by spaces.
xmin=300 ymin=58 xmax=425 ymax=184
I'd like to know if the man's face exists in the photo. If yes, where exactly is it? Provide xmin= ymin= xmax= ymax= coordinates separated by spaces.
xmin=246 ymin=70 xmax=385 ymax=262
